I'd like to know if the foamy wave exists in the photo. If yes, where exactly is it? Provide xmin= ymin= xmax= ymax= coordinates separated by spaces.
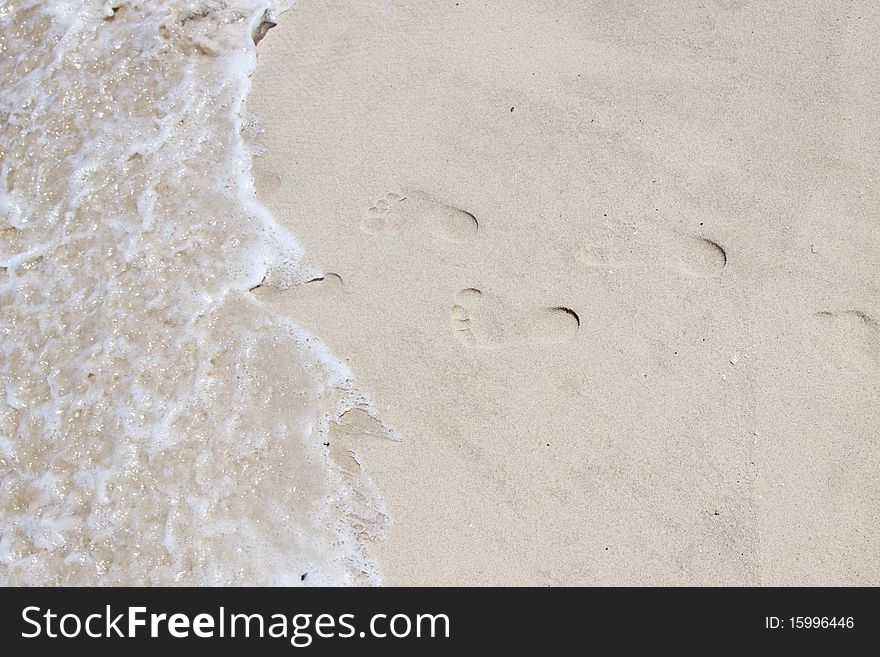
xmin=0 ymin=0 xmax=391 ymax=585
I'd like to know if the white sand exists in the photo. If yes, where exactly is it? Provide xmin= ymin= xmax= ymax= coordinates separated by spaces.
xmin=248 ymin=0 xmax=880 ymax=585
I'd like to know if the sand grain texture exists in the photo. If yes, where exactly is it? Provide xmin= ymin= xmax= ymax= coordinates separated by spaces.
xmin=249 ymin=0 xmax=879 ymax=585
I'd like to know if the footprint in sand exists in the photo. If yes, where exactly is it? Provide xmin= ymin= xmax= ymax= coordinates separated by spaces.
xmin=325 ymin=407 xmax=392 ymax=544
xmin=450 ymin=288 xmax=579 ymax=348
xmin=813 ymin=309 xmax=880 ymax=363
xmin=576 ymin=216 xmax=727 ymax=277
xmin=251 ymin=271 xmax=344 ymax=301
xmin=361 ymin=190 xmax=479 ymax=243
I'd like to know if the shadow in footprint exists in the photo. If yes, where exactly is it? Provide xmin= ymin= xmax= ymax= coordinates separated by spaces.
xmin=450 ymin=288 xmax=579 ymax=348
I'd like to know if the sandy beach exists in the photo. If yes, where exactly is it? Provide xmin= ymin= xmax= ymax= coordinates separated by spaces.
xmin=248 ymin=0 xmax=879 ymax=585
xmin=1 ymin=0 xmax=876 ymax=588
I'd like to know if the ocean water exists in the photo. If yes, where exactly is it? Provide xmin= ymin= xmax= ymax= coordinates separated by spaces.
xmin=0 ymin=0 xmax=390 ymax=585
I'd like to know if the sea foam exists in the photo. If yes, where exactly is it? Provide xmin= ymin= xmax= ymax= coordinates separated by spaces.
xmin=0 ymin=0 xmax=391 ymax=585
